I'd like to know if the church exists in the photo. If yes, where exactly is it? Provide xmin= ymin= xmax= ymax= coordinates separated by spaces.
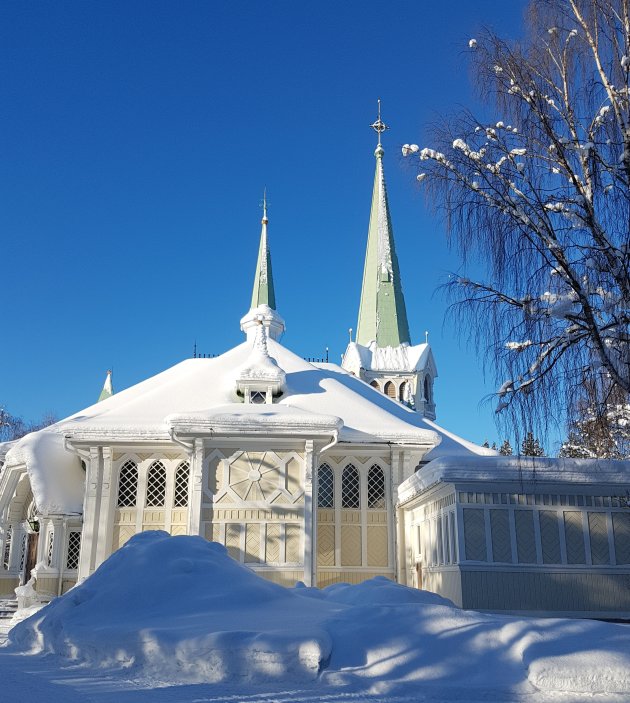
xmin=1 ymin=114 xmax=629 ymax=619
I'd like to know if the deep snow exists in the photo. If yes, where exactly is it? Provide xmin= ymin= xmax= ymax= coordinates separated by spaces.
xmin=3 ymin=531 xmax=630 ymax=702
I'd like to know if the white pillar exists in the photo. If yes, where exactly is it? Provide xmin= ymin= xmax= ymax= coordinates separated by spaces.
xmin=78 ymin=447 xmax=101 ymax=580
xmin=303 ymin=440 xmax=314 ymax=586
xmin=95 ymin=447 xmax=115 ymax=569
xmin=188 ymin=439 xmax=204 ymax=535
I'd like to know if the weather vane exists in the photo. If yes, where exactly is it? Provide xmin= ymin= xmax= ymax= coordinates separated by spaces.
xmin=370 ymin=98 xmax=389 ymax=145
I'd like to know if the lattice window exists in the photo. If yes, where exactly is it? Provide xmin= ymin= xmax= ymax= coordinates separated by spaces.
xmin=46 ymin=530 xmax=54 ymax=567
xmin=174 ymin=461 xmax=190 ymax=507
xmin=3 ymin=526 xmax=12 ymax=570
xmin=318 ymin=464 xmax=334 ymax=508
xmin=146 ymin=461 xmax=167 ymax=507
xmin=370 ymin=380 xmax=380 ymax=390
xmin=342 ymin=465 xmax=361 ymax=508
xmin=367 ymin=465 xmax=386 ymax=509
xmin=117 ymin=460 xmax=138 ymax=507
xmin=384 ymin=381 xmax=396 ymax=398
xmin=66 ymin=532 xmax=81 ymax=570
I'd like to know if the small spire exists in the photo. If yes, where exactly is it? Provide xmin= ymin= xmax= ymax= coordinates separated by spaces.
xmin=250 ymin=192 xmax=276 ymax=310
xmin=98 ymin=369 xmax=114 ymax=402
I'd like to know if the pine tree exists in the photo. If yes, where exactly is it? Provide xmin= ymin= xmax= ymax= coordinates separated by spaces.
xmin=491 ymin=442 xmax=497 ymax=451
xmin=559 ymin=397 xmax=630 ymax=459
xmin=482 ymin=440 xmax=490 ymax=448
xmin=499 ymin=439 xmax=513 ymax=456
xmin=521 ymin=432 xmax=545 ymax=457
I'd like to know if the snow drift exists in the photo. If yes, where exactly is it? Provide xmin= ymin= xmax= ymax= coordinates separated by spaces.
xmin=9 ymin=532 xmax=333 ymax=683
xmin=9 ymin=532 xmax=630 ymax=695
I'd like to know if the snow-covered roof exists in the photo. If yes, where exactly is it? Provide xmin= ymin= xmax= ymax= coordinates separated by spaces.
xmin=343 ymin=340 xmax=434 ymax=374
xmin=4 ymin=336 xmax=441 ymax=514
xmin=398 ymin=454 xmax=630 ymax=505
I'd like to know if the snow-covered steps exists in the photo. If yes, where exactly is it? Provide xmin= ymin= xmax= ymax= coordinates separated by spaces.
xmin=0 ymin=599 xmax=17 ymax=619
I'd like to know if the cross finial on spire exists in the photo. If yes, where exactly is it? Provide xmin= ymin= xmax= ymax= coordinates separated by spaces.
xmin=370 ymin=98 xmax=389 ymax=146
xmin=261 ymin=188 xmax=268 ymax=224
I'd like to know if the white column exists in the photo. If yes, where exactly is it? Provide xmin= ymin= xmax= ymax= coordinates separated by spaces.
xmin=391 ymin=447 xmax=403 ymax=583
xmin=303 ymin=440 xmax=314 ymax=586
xmin=188 ymin=439 xmax=204 ymax=535
xmin=95 ymin=447 xmax=115 ymax=569
xmin=78 ymin=447 xmax=101 ymax=580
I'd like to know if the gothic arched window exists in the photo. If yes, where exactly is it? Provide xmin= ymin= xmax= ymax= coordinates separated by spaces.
xmin=384 ymin=381 xmax=396 ymax=399
xmin=174 ymin=461 xmax=190 ymax=508
xmin=146 ymin=460 xmax=167 ymax=507
xmin=117 ymin=461 xmax=138 ymax=507
xmin=370 ymin=380 xmax=380 ymax=391
xmin=424 ymin=376 xmax=431 ymax=402
xmin=342 ymin=464 xmax=361 ymax=508
xmin=367 ymin=465 xmax=386 ymax=509
xmin=399 ymin=382 xmax=407 ymax=401
xmin=318 ymin=464 xmax=334 ymax=508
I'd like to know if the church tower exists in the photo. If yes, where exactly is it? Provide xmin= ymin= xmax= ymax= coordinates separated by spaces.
xmin=341 ymin=103 xmax=438 ymax=419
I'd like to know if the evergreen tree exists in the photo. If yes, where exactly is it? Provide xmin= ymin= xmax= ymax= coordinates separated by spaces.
xmin=521 ymin=432 xmax=545 ymax=457
xmin=482 ymin=440 xmax=490 ymax=448
xmin=499 ymin=439 xmax=513 ymax=456
xmin=559 ymin=397 xmax=630 ymax=459
xmin=491 ymin=442 xmax=497 ymax=451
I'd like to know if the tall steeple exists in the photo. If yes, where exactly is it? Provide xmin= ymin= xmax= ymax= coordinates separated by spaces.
xmin=356 ymin=101 xmax=411 ymax=348
xmin=250 ymin=191 xmax=276 ymax=310
xmin=342 ymin=103 xmax=437 ymax=419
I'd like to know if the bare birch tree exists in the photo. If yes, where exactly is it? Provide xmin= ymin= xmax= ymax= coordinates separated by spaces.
xmin=404 ymin=0 xmax=630 ymax=439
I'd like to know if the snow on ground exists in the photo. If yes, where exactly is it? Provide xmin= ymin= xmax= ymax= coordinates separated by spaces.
xmin=1 ymin=531 xmax=630 ymax=702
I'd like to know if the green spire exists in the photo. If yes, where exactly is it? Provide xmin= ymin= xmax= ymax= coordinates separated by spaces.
xmin=98 ymin=370 xmax=113 ymax=402
xmin=356 ymin=111 xmax=411 ymax=348
xmin=250 ymin=192 xmax=276 ymax=310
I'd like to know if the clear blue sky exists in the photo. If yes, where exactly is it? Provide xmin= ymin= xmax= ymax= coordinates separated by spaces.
xmin=1 ymin=0 xmax=533 ymax=449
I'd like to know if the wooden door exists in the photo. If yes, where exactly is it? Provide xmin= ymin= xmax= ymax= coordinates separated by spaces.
xmin=22 ymin=532 xmax=39 ymax=585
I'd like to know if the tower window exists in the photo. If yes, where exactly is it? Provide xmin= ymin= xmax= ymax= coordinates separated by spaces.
xmin=399 ymin=382 xmax=407 ymax=402
xmin=370 ymin=380 xmax=380 ymax=391
xmin=384 ymin=381 xmax=396 ymax=399
xmin=250 ymin=391 xmax=266 ymax=404
xmin=424 ymin=376 xmax=431 ymax=403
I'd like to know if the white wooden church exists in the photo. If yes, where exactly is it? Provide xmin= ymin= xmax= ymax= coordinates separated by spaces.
xmin=1 ymin=117 xmax=629 ymax=619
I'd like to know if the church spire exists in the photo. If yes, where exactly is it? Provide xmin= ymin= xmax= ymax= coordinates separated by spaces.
xmin=240 ymin=194 xmax=285 ymax=342
xmin=356 ymin=102 xmax=411 ymax=348
xmin=250 ymin=190 xmax=276 ymax=310
xmin=98 ymin=370 xmax=113 ymax=402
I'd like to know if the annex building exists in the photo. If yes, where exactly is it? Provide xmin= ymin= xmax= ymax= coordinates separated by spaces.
xmin=1 ymin=119 xmax=629 ymax=619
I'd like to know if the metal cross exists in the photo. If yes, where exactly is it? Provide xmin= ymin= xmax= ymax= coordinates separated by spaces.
xmin=370 ymin=99 xmax=389 ymax=145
